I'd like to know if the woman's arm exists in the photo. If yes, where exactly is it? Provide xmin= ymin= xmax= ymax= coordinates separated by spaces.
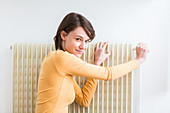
xmin=54 ymin=51 xmax=138 ymax=81
xmin=73 ymin=78 xmax=98 ymax=107
xmin=73 ymin=42 xmax=149 ymax=107
xmin=54 ymin=42 xmax=148 ymax=81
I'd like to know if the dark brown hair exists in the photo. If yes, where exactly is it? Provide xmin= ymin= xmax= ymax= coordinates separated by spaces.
xmin=53 ymin=12 xmax=95 ymax=50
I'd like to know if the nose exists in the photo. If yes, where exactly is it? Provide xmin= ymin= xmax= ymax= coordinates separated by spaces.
xmin=80 ymin=42 xmax=87 ymax=50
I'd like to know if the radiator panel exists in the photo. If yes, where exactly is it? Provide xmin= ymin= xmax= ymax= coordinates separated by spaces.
xmin=12 ymin=43 xmax=140 ymax=113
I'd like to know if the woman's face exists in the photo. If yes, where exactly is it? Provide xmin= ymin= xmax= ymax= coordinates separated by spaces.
xmin=61 ymin=26 xmax=91 ymax=58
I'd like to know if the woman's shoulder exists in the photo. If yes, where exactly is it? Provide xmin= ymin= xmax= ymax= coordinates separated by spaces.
xmin=49 ymin=50 xmax=76 ymax=61
xmin=51 ymin=50 xmax=73 ymax=57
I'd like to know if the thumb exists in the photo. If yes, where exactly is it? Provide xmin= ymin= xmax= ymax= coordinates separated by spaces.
xmin=106 ymin=51 xmax=111 ymax=56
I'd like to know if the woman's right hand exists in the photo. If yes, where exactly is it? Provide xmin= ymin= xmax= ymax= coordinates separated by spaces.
xmin=135 ymin=42 xmax=149 ymax=64
xmin=94 ymin=42 xmax=111 ymax=66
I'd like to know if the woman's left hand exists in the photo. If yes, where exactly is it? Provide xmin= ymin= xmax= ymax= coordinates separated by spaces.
xmin=135 ymin=42 xmax=149 ymax=64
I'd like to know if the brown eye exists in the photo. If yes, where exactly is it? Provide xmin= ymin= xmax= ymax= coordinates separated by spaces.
xmin=76 ymin=38 xmax=81 ymax=41
xmin=85 ymin=39 xmax=91 ymax=43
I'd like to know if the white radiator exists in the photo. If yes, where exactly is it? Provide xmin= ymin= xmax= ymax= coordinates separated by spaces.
xmin=12 ymin=43 xmax=140 ymax=113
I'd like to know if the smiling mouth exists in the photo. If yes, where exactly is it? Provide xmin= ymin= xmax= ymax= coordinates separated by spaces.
xmin=76 ymin=50 xmax=84 ymax=54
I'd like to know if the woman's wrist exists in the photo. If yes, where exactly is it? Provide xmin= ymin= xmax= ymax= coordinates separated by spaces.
xmin=135 ymin=58 xmax=142 ymax=65
xmin=94 ymin=62 xmax=100 ymax=66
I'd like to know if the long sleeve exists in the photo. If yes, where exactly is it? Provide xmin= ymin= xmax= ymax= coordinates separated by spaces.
xmin=54 ymin=50 xmax=139 ymax=81
xmin=73 ymin=78 xmax=98 ymax=107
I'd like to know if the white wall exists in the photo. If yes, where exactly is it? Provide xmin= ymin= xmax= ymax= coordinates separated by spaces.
xmin=0 ymin=0 xmax=169 ymax=113
xmin=168 ymin=0 xmax=170 ymax=92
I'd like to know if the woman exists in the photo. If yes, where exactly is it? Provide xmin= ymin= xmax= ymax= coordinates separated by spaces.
xmin=35 ymin=12 xmax=149 ymax=113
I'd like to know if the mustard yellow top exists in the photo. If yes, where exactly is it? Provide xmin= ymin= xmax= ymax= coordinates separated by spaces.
xmin=35 ymin=50 xmax=139 ymax=113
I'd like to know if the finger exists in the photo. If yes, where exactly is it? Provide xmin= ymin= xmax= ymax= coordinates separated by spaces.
xmin=137 ymin=43 xmax=141 ymax=48
xmin=99 ymin=42 xmax=103 ymax=48
xmin=102 ymin=42 xmax=107 ymax=47
xmin=138 ymin=42 xmax=145 ymax=45
xmin=141 ymin=44 xmax=148 ymax=48
xmin=137 ymin=42 xmax=147 ymax=48
xmin=96 ymin=43 xmax=99 ymax=50
xmin=141 ymin=46 xmax=146 ymax=52
xmin=95 ymin=44 xmax=97 ymax=51
xmin=144 ymin=45 xmax=149 ymax=53
xmin=106 ymin=51 xmax=111 ymax=56
xmin=137 ymin=42 xmax=143 ymax=47
xmin=142 ymin=46 xmax=149 ymax=53
xmin=102 ymin=42 xmax=108 ymax=50
xmin=137 ymin=44 xmax=147 ymax=50
xmin=139 ymin=44 xmax=149 ymax=52
xmin=140 ymin=44 xmax=149 ymax=50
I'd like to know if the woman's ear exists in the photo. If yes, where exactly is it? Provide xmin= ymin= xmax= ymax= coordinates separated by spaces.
xmin=60 ymin=31 xmax=67 ymax=40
